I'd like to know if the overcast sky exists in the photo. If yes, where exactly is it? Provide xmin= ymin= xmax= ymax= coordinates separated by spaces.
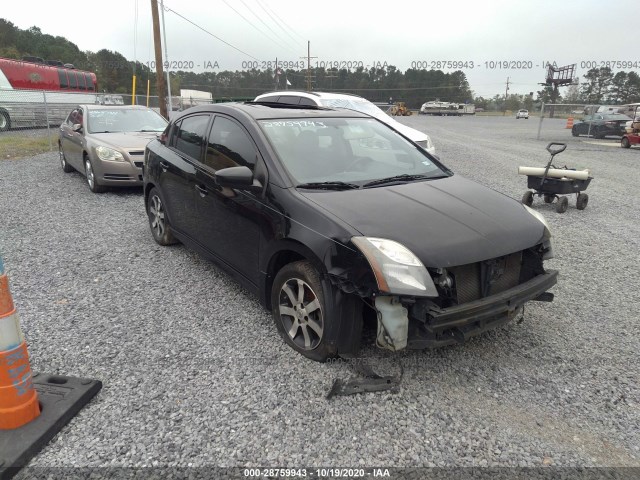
xmin=3 ymin=0 xmax=637 ymax=97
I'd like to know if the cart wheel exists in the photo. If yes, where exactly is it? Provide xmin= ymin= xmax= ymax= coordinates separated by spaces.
xmin=522 ymin=191 xmax=534 ymax=207
xmin=543 ymin=194 xmax=554 ymax=204
xmin=556 ymin=196 xmax=568 ymax=213
xmin=576 ymin=193 xmax=589 ymax=210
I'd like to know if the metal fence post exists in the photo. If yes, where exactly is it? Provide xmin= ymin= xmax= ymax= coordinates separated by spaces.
xmin=537 ymin=102 xmax=544 ymax=140
xmin=43 ymin=91 xmax=52 ymax=152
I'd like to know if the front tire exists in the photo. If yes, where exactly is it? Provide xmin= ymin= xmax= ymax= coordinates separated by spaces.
xmin=147 ymin=187 xmax=178 ymax=245
xmin=522 ymin=191 xmax=534 ymax=207
xmin=621 ymin=137 xmax=631 ymax=148
xmin=84 ymin=156 xmax=106 ymax=193
xmin=271 ymin=261 xmax=336 ymax=362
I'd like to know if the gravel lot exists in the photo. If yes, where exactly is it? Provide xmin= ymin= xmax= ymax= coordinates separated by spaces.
xmin=0 ymin=115 xmax=638 ymax=475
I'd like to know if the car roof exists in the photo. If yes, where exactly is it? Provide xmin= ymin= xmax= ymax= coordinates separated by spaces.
xmin=78 ymin=104 xmax=155 ymax=111
xmin=255 ymin=91 xmax=365 ymax=101
xmin=175 ymin=102 xmax=370 ymax=121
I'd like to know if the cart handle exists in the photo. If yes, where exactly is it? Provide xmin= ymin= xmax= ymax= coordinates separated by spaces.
xmin=546 ymin=142 xmax=567 ymax=156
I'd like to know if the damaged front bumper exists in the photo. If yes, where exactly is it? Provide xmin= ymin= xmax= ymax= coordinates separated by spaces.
xmin=386 ymin=269 xmax=559 ymax=350
xmin=407 ymin=269 xmax=558 ymax=348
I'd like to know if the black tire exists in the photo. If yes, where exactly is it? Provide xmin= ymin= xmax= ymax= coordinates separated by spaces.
xmin=543 ymin=194 xmax=554 ymax=204
xmin=271 ymin=261 xmax=338 ymax=362
xmin=59 ymin=143 xmax=74 ymax=173
xmin=621 ymin=137 xmax=631 ymax=148
xmin=84 ymin=156 xmax=106 ymax=193
xmin=0 ymin=111 xmax=10 ymax=132
xmin=571 ymin=126 xmax=579 ymax=137
xmin=556 ymin=196 xmax=568 ymax=213
xmin=576 ymin=193 xmax=589 ymax=210
xmin=147 ymin=187 xmax=178 ymax=246
xmin=521 ymin=191 xmax=534 ymax=207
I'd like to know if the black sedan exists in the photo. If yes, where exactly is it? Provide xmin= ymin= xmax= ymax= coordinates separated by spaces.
xmin=143 ymin=102 xmax=557 ymax=361
xmin=571 ymin=113 xmax=631 ymax=139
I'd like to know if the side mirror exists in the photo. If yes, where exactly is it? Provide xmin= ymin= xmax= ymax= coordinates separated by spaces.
xmin=72 ymin=123 xmax=83 ymax=133
xmin=215 ymin=166 xmax=262 ymax=191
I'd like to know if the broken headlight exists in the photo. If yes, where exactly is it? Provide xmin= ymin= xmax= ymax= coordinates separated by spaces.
xmin=523 ymin=205 xmax=554 ymax=260
xmin=352 ymin=237 xmax=438 ymax=297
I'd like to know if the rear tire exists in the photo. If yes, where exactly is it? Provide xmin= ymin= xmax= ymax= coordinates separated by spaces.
xmin=571 ymin=126 xmax=579 ymax=137
xmin=147 ymin=187 xmax=178 ymax=245
xmin=543 ymin=194 xmax=554 ymax=204
xmin=621 ymin=137 xmax=631 ymax=148
xmin=522 ymin=191 xmax=534 ymax=207
xmin=0 ymin=111 xmax=10 ymax=132
xmin=59 ymin=144 xmax=74 ymax=173
xmin=576 ymin=193 xmax=589 ymax=210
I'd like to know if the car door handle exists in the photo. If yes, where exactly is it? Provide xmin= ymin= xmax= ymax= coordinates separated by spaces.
xmin=195 ymin=184 xmax=208 ymax=197
xmin=159 ymin=161 xmax=169 ymax=172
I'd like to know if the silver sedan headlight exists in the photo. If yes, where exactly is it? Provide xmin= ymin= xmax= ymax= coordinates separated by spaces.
xmin=95 ymin=146 xmax=125 ymax=162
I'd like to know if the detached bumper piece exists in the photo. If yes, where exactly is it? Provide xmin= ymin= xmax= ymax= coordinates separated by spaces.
xmin=407 ymin=270 xmax=558 ymax=349
xmin=0 ymin=374 xmax=102 ymax=480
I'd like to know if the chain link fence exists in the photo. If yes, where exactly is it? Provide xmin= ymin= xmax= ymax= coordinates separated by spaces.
xmin=0 ymin=90 xmax=259 ymax=159
xmin=535 ymin=102 xmax=633 ymax=143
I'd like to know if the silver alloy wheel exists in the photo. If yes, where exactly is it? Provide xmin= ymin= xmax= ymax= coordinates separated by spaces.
xmin=149 ymin=194 xmax=165 ymax=238
xmin=85 ymin=159 xmax=95 ymax=188
xmin=278 ymin=278 xmax=324 ymax=350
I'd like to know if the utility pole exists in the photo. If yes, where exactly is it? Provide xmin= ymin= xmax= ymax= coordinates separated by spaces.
xmin=300 ymin=41 xmax=316 ymax=92
xmin=151 ymin=0 xmax=167 ymax=119
xmin=504 ymin=76 xmax=510 ymax=116
xmin=160 ymin=0 xmax=172 ymax=114
xmin=274 ymin=57 xmax=279 ymax=90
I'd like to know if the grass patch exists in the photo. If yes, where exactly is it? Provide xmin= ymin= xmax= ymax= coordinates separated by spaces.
xmin=0 ymin=134 xmax=56 ymax=160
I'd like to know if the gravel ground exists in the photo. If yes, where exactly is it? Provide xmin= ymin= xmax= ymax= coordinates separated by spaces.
xmin=0 ymin=116 xmax=638 ymax=476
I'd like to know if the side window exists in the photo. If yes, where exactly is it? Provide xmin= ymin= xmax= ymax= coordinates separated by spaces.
xmin=174 ymin=115 xmax=209 ymax=160
xmin=66 ymin=108 xmax=82 ymax=127
xmin=278 ymin=95 xmax=301 ymax=104
xmin=68 ymin=71 xmax=77 ymax=89
xmin=77 ymin=73 xmax=87 ymax=90
xmin=58 ymin=69 xmax=69 ymax=89
xmin=258 ymin=95 xmax=279 ymax=102
xmin=76 ymin=108 xmax=84 ymax=126
xmin=85 ymin=73 xmax=94 ymax=91
xmin=204 ymin=116 xmax=256 ymax=171
xmin=298 ymin=97 xmax=317 ymax=106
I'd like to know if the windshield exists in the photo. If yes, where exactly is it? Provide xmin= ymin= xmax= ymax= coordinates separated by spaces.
xmin=259 ymin=117 xmax=450 ymax=186
xmin=87 ymin=108 xmax=168 ymax=133
xmin=319 ymin=98 xmax=389 ymax=120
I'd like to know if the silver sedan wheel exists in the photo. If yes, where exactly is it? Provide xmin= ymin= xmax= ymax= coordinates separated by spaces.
xmin=85 ymin=158 xmax=95 ymax=189
xmin=149 ymin=194 xmax=165 ymax=238
xmin=278 ymin=278 xmax=324 ymax=350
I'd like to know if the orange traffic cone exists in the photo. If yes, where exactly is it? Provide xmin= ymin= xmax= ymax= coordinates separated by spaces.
xmin=0 ymin=258 xmax=40 ymax=430
xmin=566 ymin=117 xmax=574 ymax=129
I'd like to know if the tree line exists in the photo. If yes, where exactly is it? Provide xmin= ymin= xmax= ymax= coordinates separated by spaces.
xmin=1 ymin=19 xmax=637 ymax=110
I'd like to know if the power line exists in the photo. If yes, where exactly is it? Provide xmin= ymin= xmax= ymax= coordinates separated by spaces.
xmin=259 ymin=0 xmax=306 ymax=43
xmin=163 ymin=5 xmax=259 ymax=60
xmin=254 ymin=0 xmax=304 ymax=49
xmin=220 ymin=0 xmax=291 ymax=54
xmin=236 ymin=0 xmax=298 ymax=55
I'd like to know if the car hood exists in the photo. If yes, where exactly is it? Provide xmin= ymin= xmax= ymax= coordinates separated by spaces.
xmin=299 ymin=176 xmax=545 ymax=267
xmin=88 ymin=132 xmax=159 ymax=150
